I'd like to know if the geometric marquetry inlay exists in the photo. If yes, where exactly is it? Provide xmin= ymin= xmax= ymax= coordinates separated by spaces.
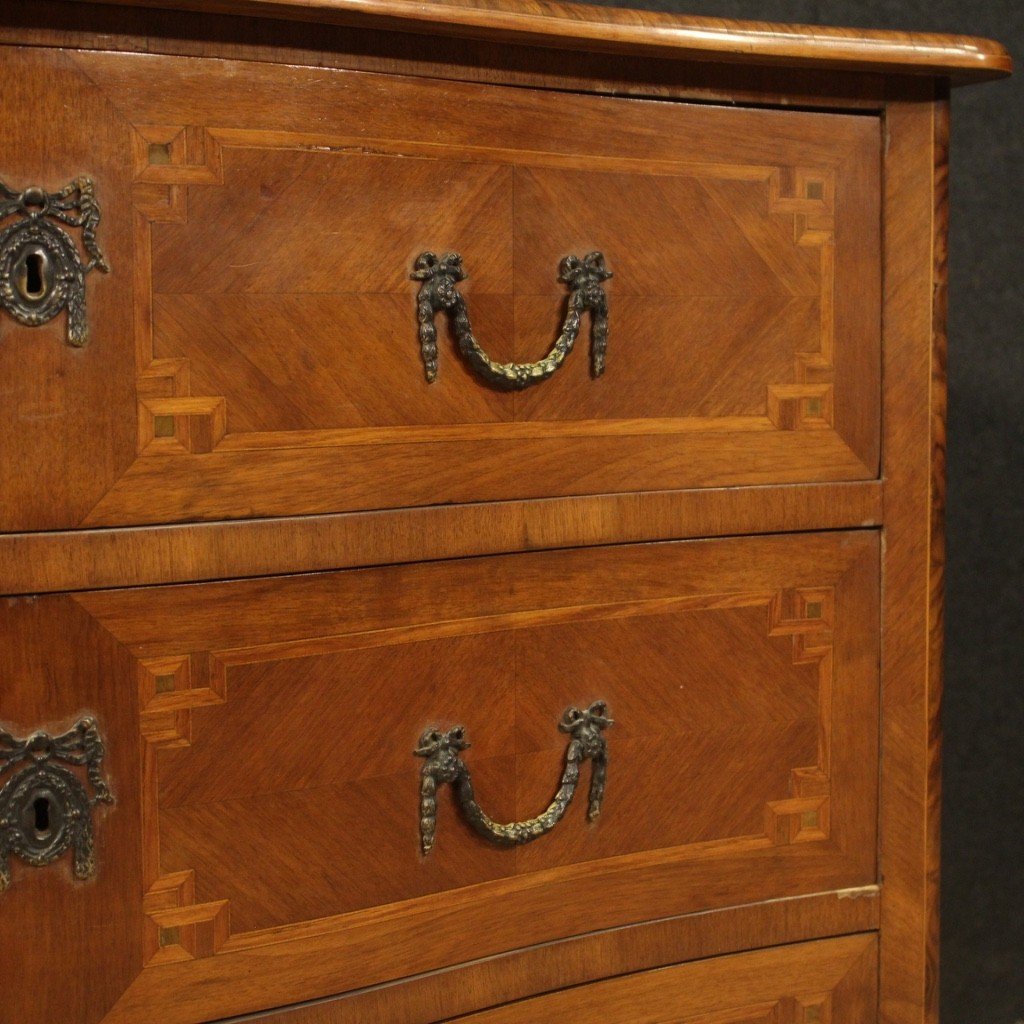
xmin=138 ymin=652 xmax=226 ymax=749
xmin=143 ymin=869 xmax=229 ymax=965
xmin=763 ymin=586 xmax=835 ymax=846
xmin=133 ymin=586 xmax=836 ymax=963
xmin=139 ymin=651 xmax=229 ymax=964
xmin=127 ymin=124 xmax=839 ymax=464
xmin=0 ymin=49 xmax=882 ymax=534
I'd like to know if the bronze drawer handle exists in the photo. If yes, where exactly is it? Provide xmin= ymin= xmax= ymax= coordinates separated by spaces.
xmin=415 ymin=700 xmax=611 ymax=854
xmin=0 ymin=177 xmax=110 ymax=348
xmin=0 ymin=716 xmax=113 ymax=891
xmin=412 ymin=250 xmax=611 ymax=390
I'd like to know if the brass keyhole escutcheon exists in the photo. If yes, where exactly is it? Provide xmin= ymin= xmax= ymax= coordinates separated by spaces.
xmin=0 ymin=716 xmax=114 ymax=891
xmin=12 ymin=244 xmax=54 ymax=304
xmin=0 ymin=176 xmax=110 ymax=347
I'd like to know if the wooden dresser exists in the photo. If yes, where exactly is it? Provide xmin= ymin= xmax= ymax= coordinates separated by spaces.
xmin=0 ymin=2 xmax=1010 ymax=1022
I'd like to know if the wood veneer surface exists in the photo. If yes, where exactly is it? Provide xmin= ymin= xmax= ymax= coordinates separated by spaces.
xmin=68 ymin=0 xmax=1011 ymax=81
xmin=451 ymin=933 xmax=877 ymax=1023
xmin=0 ymin=1 xmax=995 ymax=1021
xmin=2 ymin=531 xmax=879 ymax=1022
xmin=0 ymin=46 xmax=881 ymax=531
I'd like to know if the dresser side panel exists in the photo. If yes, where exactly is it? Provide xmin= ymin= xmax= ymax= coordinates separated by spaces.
xmin=878 ymin=82 xmax=948 ymax=1024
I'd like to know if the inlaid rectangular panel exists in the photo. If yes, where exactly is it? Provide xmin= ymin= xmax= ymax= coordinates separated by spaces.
xmin=1 ymin=531 xmax=878 ymax=1022
xmin=0 ymin=46 xmax=879 ymax=530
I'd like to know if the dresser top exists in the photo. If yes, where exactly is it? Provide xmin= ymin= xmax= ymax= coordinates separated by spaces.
xmin=73 ymin=0 xmax=1011 ymax=82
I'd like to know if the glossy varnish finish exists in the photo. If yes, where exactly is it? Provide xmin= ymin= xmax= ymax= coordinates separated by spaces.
xmin=0 ymin=597 xmax=144 ymax=1024
xmin=1 ymin=46 xmax=879 ymax=531
xmin=70 ymin=0 xmax=1011 ymax=82
xmin=451 ymin=933 xmax=878 ymax=1024
xmin=0 ymin=1 xmax=897 ymax=110
xmin=3 ymin=532 xmax=877 ymax=1022
xmin=246 ymin=891 xmax=881 ymax=1023
xmin=0 ymin=2 xmax=1006 ymax=1023
xmin=0 ymin=480 xmax=883 ymax=595
xmin=877 ymin=83 xmax=950 ymax=1024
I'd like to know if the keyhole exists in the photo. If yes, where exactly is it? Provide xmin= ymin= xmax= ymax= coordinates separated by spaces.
xmin=33 ymin=796 xmax=51 ymax=836
xmin=25 ymin=252 xmax=44 ymax=298
xmin=13 ymin=245 xmax=53 ymax=304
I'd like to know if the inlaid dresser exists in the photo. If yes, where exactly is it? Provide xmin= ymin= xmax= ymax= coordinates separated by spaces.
xmin=0 ymin=2 xmax=1011 ymax=1022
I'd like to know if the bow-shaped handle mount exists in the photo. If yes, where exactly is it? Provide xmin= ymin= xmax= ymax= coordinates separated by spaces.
xmin=413 ymin=251 xmax=611 ymax=390
xmin=415 ymin=700 xmax=612 ymax=854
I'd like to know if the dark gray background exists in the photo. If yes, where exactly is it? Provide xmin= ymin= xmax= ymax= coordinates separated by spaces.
xmin=581 ymin=1 xmax=1022 ymax=1020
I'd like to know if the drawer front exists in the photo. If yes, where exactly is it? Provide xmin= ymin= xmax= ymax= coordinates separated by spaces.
xmin=1 ymin=47 xmax=879 ymax=531
xmin=0 ymin=531 xmax=878 ymax=1023
xmin=454 ymin=934 xmax=877 ymax=1024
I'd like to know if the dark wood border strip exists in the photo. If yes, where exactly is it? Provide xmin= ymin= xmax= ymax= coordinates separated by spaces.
xmin=0 ymin=481 xmax=881 ymax=595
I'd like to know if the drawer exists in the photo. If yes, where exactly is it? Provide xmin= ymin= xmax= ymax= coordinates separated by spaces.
xmin=0 ymin=531 xmax=878 ymax=1023
xmin=452 ymin=934 xmax=878 ymax=1024
xmin=0 ymin=47 xmax=879 ymax=531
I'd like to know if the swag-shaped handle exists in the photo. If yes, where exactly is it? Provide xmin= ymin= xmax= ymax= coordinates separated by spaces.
xmin=412 ymin=250 xmax=612 ymax=390
xmin=415 ymin=700 xmax=612 ymax=855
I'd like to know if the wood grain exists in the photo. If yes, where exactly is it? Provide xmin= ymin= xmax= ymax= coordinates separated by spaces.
xmin=148 ymin=151 xmax=868 ymax=429
xmin=67 ymin=0 xmax=1012 ymax=82
xmin=240 ymin=890 xmax=880 ymax=1024
xmin=1 ymin=46 xmax=880 ymax=531
xmin=0 ymin=1 xmax=895 ymax=110
xmin=0 ymin=48 xmax=137 ymax=531
xmin=877 ymin=81 xmax=949 ymax=1024
xmin=0 ymin=480 xmax=883 ymax=595
xmin=155 ymin=603 xmax=822 ymax=929
xmin=447 ymin=933 xmax=877 ymax=1024
xmin=0 ymin=598 xmax=144 ymax=1024
xmin=29 ymin=530 xmax=878 ymax=1022
xmin=0 ymin=2 xmax=1006 ymax=1020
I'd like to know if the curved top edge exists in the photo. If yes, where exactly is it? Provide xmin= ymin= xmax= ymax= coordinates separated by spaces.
xmin=73 ymin=0 xmax=1012 ymax=82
